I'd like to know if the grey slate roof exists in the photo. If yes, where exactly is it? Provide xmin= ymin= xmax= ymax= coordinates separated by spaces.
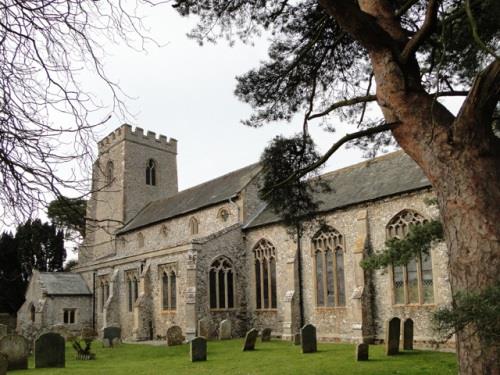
xmin=245 ymin=151 xmax=431 ymax=229
xmin=120 ymin=163 xmax=262 ymax=233
xmin=39 ymin=272 xmax=92 ymax=296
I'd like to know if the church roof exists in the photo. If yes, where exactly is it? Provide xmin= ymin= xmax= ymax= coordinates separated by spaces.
xmin=38 ymin=272 xmax=92 ymax=296
xmin=119 ymin=163 xmax=262 ymax=233
xmin=244 ymin=151 xmax=431 ymax=229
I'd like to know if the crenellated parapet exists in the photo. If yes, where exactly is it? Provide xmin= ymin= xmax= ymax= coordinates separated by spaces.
xmin=98 ymin=124 xmax=177 ymax=154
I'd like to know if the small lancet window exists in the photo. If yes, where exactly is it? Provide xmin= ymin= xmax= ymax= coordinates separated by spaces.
xmin=146 ymin=159 xmax=156 ymax=186
xmin=137 ymin=232 xmax=145 ymax=248
xmin=217 ymin=208 xmax=230 ymax=222
xmin=105 ymin=160 xmax=114 ymax=185
xmin=189 ymin=217 xmax=199 ymax=235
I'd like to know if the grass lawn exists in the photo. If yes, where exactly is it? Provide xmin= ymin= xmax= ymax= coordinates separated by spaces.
xmin=16 ymin=339 xmax=457 ymax=375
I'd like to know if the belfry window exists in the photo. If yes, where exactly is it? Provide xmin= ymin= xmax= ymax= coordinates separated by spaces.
xmin=387 ymin=209 xmax=434 ymax=305
xmin=146 ymin=159 xmax=156 ymax=186
xmin=209 ymin=256 xmax=235 ymax=309
xmin=253 ymin=239 xmax=277 ymax=310
xmin=312 ymin=227 xmax=346 ymax=307
xmin=160 ymin=264 xmax=177 ymax=311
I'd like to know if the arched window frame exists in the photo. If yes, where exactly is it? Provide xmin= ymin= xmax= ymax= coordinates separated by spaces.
xmin=99 ymin=277 xmax=110 ymax=313
xmin=189 ymin=217 xmax=199 ymax=235
xmin=387 ymin=209 xmax=434 ymax=305
xmin=126 ymin=271 xmax=140 ymax=312
xmin=253 ymin=239 xmax=278 ymax=310
xmin=217 ymin=207 xmax=230 ymax=222
xmin=137 ymin=232 xmax=145 ymax=248
xmin=311 ymin=226 xmax=346 ymax=308
xmin=105 ymin=160 xmax=114 ymax=185
xmin=146 ymin=159 xmax=157 ymax=186
xmin=209 ymin=256 xmax=235 ymax=310
xmin=159 ymin=263 xmax=177 ymax=311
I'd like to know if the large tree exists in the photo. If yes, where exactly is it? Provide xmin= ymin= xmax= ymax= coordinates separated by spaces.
xmin=172 ymin=0 xmax=499 ymax=373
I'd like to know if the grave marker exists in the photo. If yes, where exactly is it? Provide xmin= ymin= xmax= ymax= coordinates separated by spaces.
xmin=35 ymin=332 xmax=65 ymax=368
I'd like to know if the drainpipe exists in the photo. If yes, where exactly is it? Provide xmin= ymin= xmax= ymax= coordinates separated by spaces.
xmin=296 ymin=225 xmax=305 ymax=328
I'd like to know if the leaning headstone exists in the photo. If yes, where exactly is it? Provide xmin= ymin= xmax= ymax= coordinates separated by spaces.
xmin=35 ymin=332 xmax=65 ymax=368
xmin=0 ymin=325 xmax=7 ymax=338
xmin=190 ymin=337 xmax=207 ymax=362
xmin=261 ymin=328 xmax=272 ymax=342
xmin=242 ymin=329 xmax=258 ymax=351
xmin=301 ymin=324 xmax=317 ymax=354
xmin=403 ymin=319 xmax=414 ymax=350
xmin=198 ymin=318 xmax=211 ymax=339
xmin=0 ymin=353 xmax=7 ymax=375
xmin=0 ymin=334 xmax=30 ymax=370
xmin=167 ymin=325 xmax=184 ymax=346
xmin=112 ymin=337 xmax=122 ymax=347
xmin=293 ymin=333 xmax=301 ymax=345
xmin=103 ymin=326 xmax=121 ymax=344
xmin=385 ymin=317 xmax=401 ymax=355
xmin=219 ymin=319 xmax=231 ymax=340
xmin=356 ymin=343 xmax=369 ymax=361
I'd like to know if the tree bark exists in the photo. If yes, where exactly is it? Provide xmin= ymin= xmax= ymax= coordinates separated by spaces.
xmin=320 ymin=0 xmax=500 ymax=373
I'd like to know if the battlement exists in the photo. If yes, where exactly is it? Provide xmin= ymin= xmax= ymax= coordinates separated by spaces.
xmin=98 ymin=124 xmax=177 ymax=154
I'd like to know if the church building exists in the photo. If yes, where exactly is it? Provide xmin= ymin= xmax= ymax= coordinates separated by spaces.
xmin=18 ymin=124 xmax=454 ymax=348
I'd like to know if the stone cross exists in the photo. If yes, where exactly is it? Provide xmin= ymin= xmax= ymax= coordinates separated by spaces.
xmin=0 ymin=352 xmax=7 ymax=375
xmin=356 ymin=343 xmax=369 ymax=361
xmin=167 ymin=325 xmax=184 ymax=346
xmin=301 ymin=324 xmax=317 ymax=354
xmin=0 ymin=334 xmax=30 ymax=370
xmin=385 ymin=317 xmax=401 ymax=355
xmin=190 ymin=337 xmax=207 ymax=362
xmin=198 ymin=318 xmax=211 ymax=339
xmin=219 ymin=319 xmax=231 ymax=340
xmin=103 ymin=326 xmax=121 ymax=346
xmin=242 ymin=329 xmax=258 ymax=351
xmin=261 ymin=328 xmax=272 ymax=342
xmin=35 ymin=332 xmax=65 ymax=368
xmin=403 ymin=319 xmax=414 ymax=350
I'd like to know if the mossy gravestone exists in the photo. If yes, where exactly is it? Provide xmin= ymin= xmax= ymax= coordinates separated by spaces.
xmin=301 ymin=324 xmax=317 ymax=354
xmin=219 ymin=319 xmax=231 ymax=340
xmin=0 ymin=334 xmax=30 ymax=370
xmin=385 ymin=317 xmax=401 ymax=355
xmin=167 ymin=325 xmax=184 ymax=346
xmin=403 ymin=319 xmax=414 ymax=350
xmin=356 ymin=343 xmax=369 ymax=361
xmin=103 ymin=326 xmax=121 ymax=344
xmin=261 ymin=328 xmax=272 ymax=342
xmin=242 ymin=329 xmax=258 ymax=351
xmin=35 ymin=332 xmax=65 ymax=368
xmin=0 ymin=352 xmax=7 ymax=375
xmin=190 ymin=337 xmax=207 ymax=362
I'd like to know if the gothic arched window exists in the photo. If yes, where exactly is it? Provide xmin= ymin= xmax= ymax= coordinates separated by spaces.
xmin=160 ymin=264 xmax=177 ymax=310
xmin=126 ymin=272 xmax=139 ymax=312
xmin=137 ymin=232 xmax=145 ymax=248
xmin=387 ymin=209 xmax=433 ymax=305
xmin=189 ymin=217 xmax=199 ymax=235
xmin=146 ymin=159 xmax=156 ymax=186
xmin=217 ymin=208 xmax=229 ymax=222
xmin=30 ymin=303 xmax=36 ymax=322
xmin=312 ymin=227 xmax=346 ymax=307
xmin=209 ymin=256 xmax=234 ymax=309
xmin=105 ymin=160 xmax=114 ymax=185
xmin=100 ymin=278 xmax=110 ymax=312
xmin=253 ymin=239 xmax=277 ymax=310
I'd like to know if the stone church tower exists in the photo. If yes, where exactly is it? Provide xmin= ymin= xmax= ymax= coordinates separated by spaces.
xmin=81 ymin=124 xmax=178 ymax=263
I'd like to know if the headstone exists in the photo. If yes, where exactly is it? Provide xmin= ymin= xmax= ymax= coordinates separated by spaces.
xmin=293 ymin=333 xmax=301 ymax=345
xmin=219 ymin=319 xmax=231 ymax=340
xmin=403 ymin=319 xmax=414 ymax=350
xmin=0 ymin=325 xmax=6 ymax=338
xmin=261 ymin=328 xmax=272 ymax=342
xmin=103 ymin=326 xmax=121 ymax=343
xmin=198 ymin=318 xmax=211 ymax=339
xmin=0 ymin=334 xmax=30 ymax=370
xmin=385 ymin=317 xmax=401 ymax=355
xmin=112 ymin=337 xmax=122 ymax=347
xmin=356 ymin=343 xmax=369 ymax=361
xmin=102 ymin=338 xmax=111 ymax=348
xmin=35 ymin=332 xmax=65 ymax=368
xmin=0 ymin=353 xmax=7 ymax=375
xmin=190 ymin=337 xmax=207 ymax=362
xmin=242 ymin=328 xmax=258 ymax=351
xmin=301 ymin=324 xmax=317 ymax=354
xmin=166 ymin=325 xmax=184 ymax=346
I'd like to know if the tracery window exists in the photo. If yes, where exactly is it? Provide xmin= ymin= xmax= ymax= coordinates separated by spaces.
xmin=189 ymin=217 xmax=199 ymax=235
xmin=209 ymin=256 xmax=234 ymax=309
xmin=253 ymin=239 xmax=277 ymax=310
xmin=126 ymin=272 xmax=139 ymax=312
xmin=100 ymin=278 xmax=110 ymax=312
xmin=105 ymin=160 xmax=114 ymax=185
xmin=312 ymin=227 xmax=346 ymax=307
xmin=160 ymin=264 xmax=177 ymax=310
xmin=387 ymin=210 xmax=434 ymax=305
xmin=146 ymin=159 xmax=156 ymax=186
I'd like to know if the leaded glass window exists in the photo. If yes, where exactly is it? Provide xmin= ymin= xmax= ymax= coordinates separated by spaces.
xmin=209 ymin=256 xmax=235 ymax=309
xmin=160 ymin=264 xmax=177 ymax=310
xmin=253 ymin=239 xmax=277 ymax=310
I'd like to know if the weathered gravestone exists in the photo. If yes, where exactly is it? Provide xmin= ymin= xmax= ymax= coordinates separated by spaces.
xmin=242 ymin=329 xmax=258 ymax=351
xmin=35 ymin=332 xmax=65 ymax=368
xmin=102 ymin=338 xmax=111 ymax=348
xmin=112 ymin=337 xmax=122 ymax=347
xmin=0 ymin=325 xmax=7 ymax=338
xmin=261 ymin=328 xmax=272 ymax=342
xmin=301 ymin=324 xmax=317 ymax=354
xmin=167 ymin=325 xmax=184 ymax=346
xmin=293 ymin=333 xmax=301 ymax=345
xmin=198 ymin=318 xmax=211 ymax=339
xmin=356 ymin=343 xmax=369 ymax=361
xmin=190 ymin=337 xmax=207 ymax=362
xmin=385 ymin=317 xmax=401 ymax=355
xmin=219 ymin=319 xmax=231 ymax=340
xmin=0 ymin=334 xmax=30 ymax=370
xmin=0 ymin=352 xmax=7 ymax=375
xmin=103 ymin=326 xmax=121 ymax=345
xmin=403 ymin=319 xmax=414 ymax=350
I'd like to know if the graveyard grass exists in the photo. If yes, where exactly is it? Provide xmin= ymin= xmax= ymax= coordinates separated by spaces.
xmin=18 ymin=339 xmax=457 ymax=375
